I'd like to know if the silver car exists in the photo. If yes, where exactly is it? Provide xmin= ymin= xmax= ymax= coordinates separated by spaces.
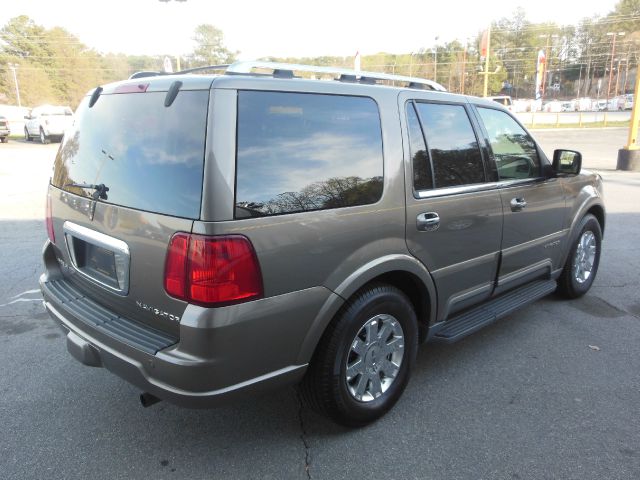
xmin=40 ymin=62 xmax=605 ymax=426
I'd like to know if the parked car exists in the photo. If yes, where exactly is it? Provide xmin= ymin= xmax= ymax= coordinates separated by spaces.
xmin=24 ymin=105 xmax=74 ymax=144
xmin=573 ymin=97 xmax=593 ymax=112
xmin=0 ymin=115 xmax=10 ymax=143
xmin=624 ymin=94 xmax=634 ymax=110
xmin=561 ymin=101 xmax=574 ymax=112
xmin=591 ymin=99 xmax=608 ymax=111
xmin=608 ymin=96 xmax=625 ymax=111
xmin=40 ymin=62 xmax=605 ymax=426
xmin=544 ymin=100 xmax=562 ymax=112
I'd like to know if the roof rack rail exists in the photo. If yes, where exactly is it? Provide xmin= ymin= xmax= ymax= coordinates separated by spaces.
xmin=129 ymin=65 xmax=230 ymax=80
xmin=129 ymin=71 xmax=164 ymax=79
xmin=171 ymin=64 xmax=230 ymax=75
xmin=128 ymin=61 xmax=447 ymax=92
xmin=226 ymin=61 xmax=447 ymax=91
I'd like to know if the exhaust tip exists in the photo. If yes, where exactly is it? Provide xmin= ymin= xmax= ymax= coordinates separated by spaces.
xmin=140 ymin=392 xmax=161 ymax=408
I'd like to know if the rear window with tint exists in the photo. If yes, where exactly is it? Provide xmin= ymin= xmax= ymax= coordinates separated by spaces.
xmin=235 ymin=91 xmax=383 ymax=218
xmin=52 ymin=90 xmax=209 ymax=219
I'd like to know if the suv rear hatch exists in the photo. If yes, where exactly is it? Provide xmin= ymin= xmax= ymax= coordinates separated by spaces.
xmin=47 ymin=81 xmax=211 ymax=338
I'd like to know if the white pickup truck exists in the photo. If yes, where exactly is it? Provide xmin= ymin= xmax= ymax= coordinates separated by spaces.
xmin=24 ymin=105 xmax=74 ymax=144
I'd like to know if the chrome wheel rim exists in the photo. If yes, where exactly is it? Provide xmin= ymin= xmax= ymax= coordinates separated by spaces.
xmin=345 ymin=314 xmax=404 ymax=402
xmin=573 ymin=231 xmax=597 ymax=284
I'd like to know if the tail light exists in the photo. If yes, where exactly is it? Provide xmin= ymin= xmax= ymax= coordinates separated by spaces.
xmin=46 ymin=193 xmax=55 ymax=243
xmin=164 ymin=233 xmax=263 ymax=307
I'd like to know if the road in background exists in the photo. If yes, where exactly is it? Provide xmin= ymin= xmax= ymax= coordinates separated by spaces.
xmin=1 ymin=131 xmax=639 ymax=479
xmin=518 ymin=110 xmax=631 ymax=125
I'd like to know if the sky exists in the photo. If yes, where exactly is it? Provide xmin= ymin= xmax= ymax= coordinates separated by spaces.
xmin=3 ymin=0 xmax=621 ymax=59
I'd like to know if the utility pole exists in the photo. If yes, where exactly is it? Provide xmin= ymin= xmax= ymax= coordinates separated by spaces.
xmin=539 ymin=34 xmax=557 ymax=105
xmin=482 ymin=26 xmax=491 ymax=97
xmin=433 ymin=36 xmax=439 ymax=83
xmin=460 ymin=45 xmax=467 ymax=94
xmin=8 ymin=64 xmax=21 ymax=108
xmin=606 ymin=32 xmax=625 ymax=100
xmin=614 ymin=57 xmax=623 ymax=98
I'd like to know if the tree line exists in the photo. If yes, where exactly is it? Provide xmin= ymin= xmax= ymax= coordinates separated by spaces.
xmin=1 ymin=0 xmax=638 ymax=108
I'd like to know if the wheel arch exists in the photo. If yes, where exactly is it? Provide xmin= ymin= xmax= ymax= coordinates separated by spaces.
xmin=296 ymin=255 xmax=437 ymax=364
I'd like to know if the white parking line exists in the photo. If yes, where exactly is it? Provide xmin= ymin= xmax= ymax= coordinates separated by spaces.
xmin=10 ymin=289 xmax=40 ymax=299
xmin=0 ymin=298 xmax=42 ymax=308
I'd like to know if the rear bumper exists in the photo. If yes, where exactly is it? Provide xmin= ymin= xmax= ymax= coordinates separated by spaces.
xmin=42 ymin=128 xmax=65 ymax=137
xmin=41 ymin=242 xmax=339 ymax=407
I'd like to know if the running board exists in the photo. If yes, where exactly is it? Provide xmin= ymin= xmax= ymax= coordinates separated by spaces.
xmin=431 ymin=279 xmax=557 ymax=344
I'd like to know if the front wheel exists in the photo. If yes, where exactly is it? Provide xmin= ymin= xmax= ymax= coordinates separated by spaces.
xmin=24 ymin=128 xmax=31 ymax=142
xmin=300 ymin=284 xmax=418 ymax=427
xmin=557 ymin=214 xmax=602 ymax=298
xmin=0 ymin=137 xmax=7 ymax=143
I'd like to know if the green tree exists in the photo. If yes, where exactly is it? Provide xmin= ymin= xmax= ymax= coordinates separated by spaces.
xmin=190 ymin=24 xmax=237 ymax=66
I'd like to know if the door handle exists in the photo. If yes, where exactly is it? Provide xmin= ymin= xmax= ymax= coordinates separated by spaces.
xmin=510 ymin=197 xmax=527 ymax=212
xmin=417 ymin=212 xmax=440 ymax=231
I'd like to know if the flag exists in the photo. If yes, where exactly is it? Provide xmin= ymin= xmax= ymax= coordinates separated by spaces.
xmin=480 ymin=31 xmax=489 ymax=58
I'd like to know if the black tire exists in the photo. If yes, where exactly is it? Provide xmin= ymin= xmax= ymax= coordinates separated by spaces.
xmin=0 ymin=137 xmax=7 ymax=143
xmin=557 ymin=214 xmax=602 ymax=299
xmin=24 ymin=128 xmax=31 ymax=142
xmin=300 ymin=284 xmax=418 ymax=427
xmin=39 ymin=128 xmax=49 ymax=145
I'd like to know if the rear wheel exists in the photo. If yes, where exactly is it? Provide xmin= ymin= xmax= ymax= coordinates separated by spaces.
xmin=557 ymin=214 xmax=602 ymax=298
xmin=24 ymin=128 xmax=31 ymax=142
xmin=300 ymin=284 xmax=418 ymax=427
xmin=0 ymin=137 xmax=7 ymax=143
xmin=39 ymin=128 xmax=49 ymax=144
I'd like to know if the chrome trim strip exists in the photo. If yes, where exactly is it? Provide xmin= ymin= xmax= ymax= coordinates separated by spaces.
xmin=416 ymin=182 xmax=500 ymax=199
xmin=497 ymin=178 xmax=547 ymax=188
xmin=431 ymin=251 xmax=500 ymax=278
xmin=62 ymin=221 xmax=130 ymax=296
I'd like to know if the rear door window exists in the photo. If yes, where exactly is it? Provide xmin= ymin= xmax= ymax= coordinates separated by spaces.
xmin=412 ymin=102 xmax=486 ymax=189
xmin=235 ymin=91 xmax=384 ymax=218
xmin=52 ymin=90 xmax=209 ymax=219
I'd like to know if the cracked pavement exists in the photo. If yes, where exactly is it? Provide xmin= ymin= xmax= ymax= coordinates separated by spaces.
xmin=1 ymin=131 xmax=640 ymax=479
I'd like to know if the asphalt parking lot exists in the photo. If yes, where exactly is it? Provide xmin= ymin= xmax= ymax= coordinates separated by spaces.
xmin=1 ymin=129 xmax=639 ymax=479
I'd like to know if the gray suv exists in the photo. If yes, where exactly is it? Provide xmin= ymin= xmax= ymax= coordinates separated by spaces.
xmin=40 ymin=62 xmax=605 ymax=426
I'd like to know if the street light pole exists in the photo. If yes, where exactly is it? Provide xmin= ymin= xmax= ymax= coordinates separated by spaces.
xmin=8 ymin=64 xmax=21 ymax=108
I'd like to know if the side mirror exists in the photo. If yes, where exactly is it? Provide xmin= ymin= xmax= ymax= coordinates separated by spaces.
xmin=24 ymin=115 xmax=31 ymax=120
xmin=552 ymin=149 xmax=582 ymax=175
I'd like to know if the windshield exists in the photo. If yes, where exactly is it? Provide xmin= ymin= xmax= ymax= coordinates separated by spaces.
xmin=52 ymin=90 xmax=209 ymax=219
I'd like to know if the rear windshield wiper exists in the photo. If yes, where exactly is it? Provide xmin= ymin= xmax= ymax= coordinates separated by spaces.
xmin=64 ymin=182 xmax=109 ymax=200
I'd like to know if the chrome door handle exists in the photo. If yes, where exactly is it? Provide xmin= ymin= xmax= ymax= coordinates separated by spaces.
xmin=510 ymin=197 xmax=527 ymax=212
xmin=416 ymin=212 xmax=440 ymax=231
